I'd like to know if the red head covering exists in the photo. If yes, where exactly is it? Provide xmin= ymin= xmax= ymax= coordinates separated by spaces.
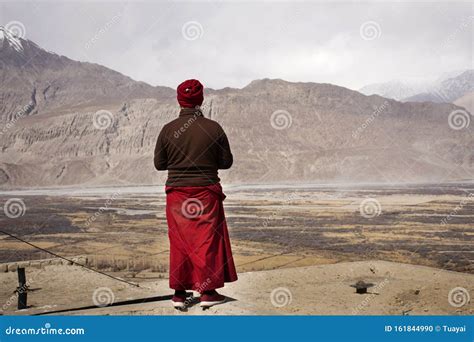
xmin=177 ymin=79 xmax=204 ymax=108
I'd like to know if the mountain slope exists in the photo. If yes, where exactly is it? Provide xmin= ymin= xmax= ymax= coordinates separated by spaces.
xmin=360 ymin=70 xmax=474 ymax=108
xmin=0 ymin=30 xmax=473 ymax=187
xmin=359 ymin=79 xmax=430 ymax=101
xmin=454 ymin=91 xmax=474 ymax=114
xmin=0 ymin=26 xmax=174 ymax=122
xmin=404 ymin=70 xmax=474 ymax=106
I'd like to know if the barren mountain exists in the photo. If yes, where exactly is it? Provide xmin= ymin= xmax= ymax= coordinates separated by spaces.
xmin=454 ymin=91 xmax=474 ymax=114
xmin=404 ymin=70 xmax=474 ymax=104
xmin=0 ymin=26 xmax=174 ymax=122
xmin=360 ymin=70 xmax=474 ymax=106
xmin=359 ymin=79 xmax=431 ymax=101
xmin=0 ymin=28 xmax=473 ymax=188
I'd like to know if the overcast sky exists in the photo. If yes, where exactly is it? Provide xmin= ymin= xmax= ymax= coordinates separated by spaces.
xmin=0 ymin=1 xmax=472 ymax=90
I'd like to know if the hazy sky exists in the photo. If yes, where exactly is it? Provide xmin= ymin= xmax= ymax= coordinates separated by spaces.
xmin=0 ymin=1 xmax=472 ymax=90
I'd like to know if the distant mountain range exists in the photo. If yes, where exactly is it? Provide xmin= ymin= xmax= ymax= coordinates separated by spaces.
xmin=359 ymin=79 xmax=431 ymax=102
xmin=0 ymin=26 xmax=473 ymax=188
xmin=360 ymin=70 xmax=474 ymax=113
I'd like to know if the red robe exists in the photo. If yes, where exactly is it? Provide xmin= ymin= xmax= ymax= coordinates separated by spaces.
xmin=165 ymin=183 xmax=238 ymax=291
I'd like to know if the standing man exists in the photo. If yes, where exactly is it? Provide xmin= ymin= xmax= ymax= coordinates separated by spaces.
xmin=154 ymin=79 xmax=238 ymax=309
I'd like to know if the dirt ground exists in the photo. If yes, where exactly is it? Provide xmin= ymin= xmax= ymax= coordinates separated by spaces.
xmin=0 ymin=260 xmax=472 ymax=315
xmin=0 ymin=183 xmax=472 ymax=315
xmin=1 ymin=183 xmax=473 ymax=274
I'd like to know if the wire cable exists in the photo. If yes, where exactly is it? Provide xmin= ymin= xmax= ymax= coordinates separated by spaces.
xmin=0 ymin=230 xmax=140 ymax=288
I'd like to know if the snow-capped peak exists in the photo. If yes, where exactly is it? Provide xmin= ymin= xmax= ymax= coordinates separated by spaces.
xmin=0 ymin=26 xmax=24 ymax=52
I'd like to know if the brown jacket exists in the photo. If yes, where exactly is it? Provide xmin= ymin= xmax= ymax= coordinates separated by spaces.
xmin=154 ymin=108 xmax=233 ymax=186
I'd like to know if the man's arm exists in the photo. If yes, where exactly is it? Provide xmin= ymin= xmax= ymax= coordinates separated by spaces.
xmin=154 ymin=127 xmax=168 ymax=170
xmin=216 ymin=129 xmax=233 ymax=169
